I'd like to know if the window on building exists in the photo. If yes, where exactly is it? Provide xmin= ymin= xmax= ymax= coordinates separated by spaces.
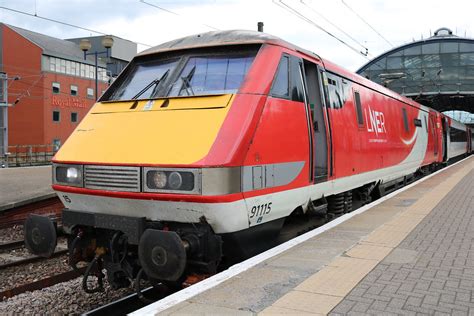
xmin=53 ymin=110 xmax=60 ymax=122
xmin=66 ymin=60 xmax=72 ymax=75
xmin=52 ymin=82 xmax=60 ymax=94
xmin=49 ymin=56 xmax=56 ymax=72
xmin=71 ymin=112 xmax=78 ymax=123
xmin=70 ymin=85 xmax=78 ymax=96
xmin=87 ymin=88 xmax=94 ymax=99
xmin=60 ymin=59 xmax=66 ymax=73
xmin=53 ymin=139 xmax=61 ymax=151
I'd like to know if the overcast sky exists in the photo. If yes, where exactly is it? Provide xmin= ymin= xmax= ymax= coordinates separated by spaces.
xmin=0 ymin=0 xmax=473 ymax=72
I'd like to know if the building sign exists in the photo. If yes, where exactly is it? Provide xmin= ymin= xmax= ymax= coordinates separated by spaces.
xmin=52 ymin=95 xmax=87 ymax=109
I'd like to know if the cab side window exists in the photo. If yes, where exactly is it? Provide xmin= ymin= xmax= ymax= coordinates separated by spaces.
xmin=290 ymin=57 xmax=304 ymax=102
xmin=271 ymin=55 xmax=304 ymax=102
xmin=326 ymin=73 xmax=343 ymax=108
xmin=270 ymin=56 xmax=289 ymax=97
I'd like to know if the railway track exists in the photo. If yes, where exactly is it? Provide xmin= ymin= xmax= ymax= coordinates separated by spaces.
xmin=0 ymin=268 xmax=83 ymax=302
xmin=0 ymin=197 xmax=63 ymax=229
xmin=0 ymin=239 xmax=24 ymax=252
xmin=0 ymin=247 xmax=68 ymax=270
xmin=83 ymin=286 xmax=171 ymax=316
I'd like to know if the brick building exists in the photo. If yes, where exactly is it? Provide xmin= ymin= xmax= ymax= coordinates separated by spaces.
xmin=0 ymin=23 xmax=136 ymax=157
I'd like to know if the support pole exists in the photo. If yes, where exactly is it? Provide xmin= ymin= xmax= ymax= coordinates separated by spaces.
xmin=0 ymin=72 xmax=8 ymax=168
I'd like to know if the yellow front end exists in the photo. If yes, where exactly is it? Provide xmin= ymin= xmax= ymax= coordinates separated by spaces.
xmin=54 ymin=94 xmax=234 ymax=165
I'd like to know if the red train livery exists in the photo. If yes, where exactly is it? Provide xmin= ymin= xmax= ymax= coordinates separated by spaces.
xmin=25 ymin=31 xmax=472 ymax=292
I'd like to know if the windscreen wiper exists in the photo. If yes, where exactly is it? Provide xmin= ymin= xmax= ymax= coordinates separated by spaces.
xmin=179 ymin=66 xmax=196 ymax=96
xmin=132 ymin=69 xmax=170 ymax=100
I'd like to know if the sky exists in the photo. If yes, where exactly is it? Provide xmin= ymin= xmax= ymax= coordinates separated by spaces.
xmin=0 ymin=0 xmax=473 ymax=72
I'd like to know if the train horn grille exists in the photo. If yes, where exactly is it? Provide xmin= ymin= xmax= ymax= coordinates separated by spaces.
xmin=84 ymin=165 xmax=141 ymax=192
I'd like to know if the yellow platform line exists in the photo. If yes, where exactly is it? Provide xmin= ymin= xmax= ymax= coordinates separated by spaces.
xmin=260 ymin=157 xmax=473 ymax=315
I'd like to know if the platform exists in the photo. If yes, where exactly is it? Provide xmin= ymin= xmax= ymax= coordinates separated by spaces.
xmin=132 ymin=156 xmax=473 ymax=315
xmin=0 ymin=165 xmax=55 ymax=212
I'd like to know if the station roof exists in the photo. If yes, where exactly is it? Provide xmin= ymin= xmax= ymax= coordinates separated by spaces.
xmin=357 ymin=27 xmax=474 ymax=114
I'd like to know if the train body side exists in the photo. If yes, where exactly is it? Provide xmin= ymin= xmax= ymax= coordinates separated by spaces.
xmin=52 ymin=42 xmax=460 ymax=234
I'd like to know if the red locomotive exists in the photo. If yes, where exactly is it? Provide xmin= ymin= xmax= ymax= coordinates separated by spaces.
xmin=24 ymin=30 xmax=471 ymax=293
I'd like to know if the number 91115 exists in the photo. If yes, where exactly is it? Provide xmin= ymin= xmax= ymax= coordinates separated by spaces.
xmin=249 ymin=202 xmax=272 ymax=218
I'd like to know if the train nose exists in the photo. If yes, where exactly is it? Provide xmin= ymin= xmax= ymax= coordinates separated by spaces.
xmin=138 ymin=229 xmax=187 ymax=281
xmin=24 ymin=214 xmax=57 ymax=257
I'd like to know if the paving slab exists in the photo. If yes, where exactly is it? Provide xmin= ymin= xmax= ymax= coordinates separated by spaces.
xmin=330 ymin=162 xmax=474 ymax=315
xmin=0 ymin=165 xmax=55 ymax=211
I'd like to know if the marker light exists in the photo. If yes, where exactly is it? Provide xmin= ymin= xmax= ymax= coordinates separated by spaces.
xmin=168 ymin=171 xmax=183 ymax=190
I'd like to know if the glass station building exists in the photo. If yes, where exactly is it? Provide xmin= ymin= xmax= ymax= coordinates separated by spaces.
xmin=357 ymin=27 xmax=474 ymax=121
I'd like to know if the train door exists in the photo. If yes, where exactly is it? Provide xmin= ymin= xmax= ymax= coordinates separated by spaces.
xmin=441 ymin=116 xmax=449 ymax=162
xmin=301 ymin=59 xmax=331 ymax=182
xmin=429 ymin=113 xmax=438 ymax=156
xmin=468 ymin=128 xmax=472 ymax=153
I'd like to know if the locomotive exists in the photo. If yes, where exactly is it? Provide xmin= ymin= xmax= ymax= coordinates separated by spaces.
xmin=24 ymin=30 xmax=472 ymax=293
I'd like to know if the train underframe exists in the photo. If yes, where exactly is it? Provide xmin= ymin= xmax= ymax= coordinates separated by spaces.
xmin=24 ymin=161 xmax=449 ymax=295
xmin=63 ymin=211 xmax=224 ymax=293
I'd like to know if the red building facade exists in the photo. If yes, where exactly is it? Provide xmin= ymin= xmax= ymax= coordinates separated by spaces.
xmin=0 ymin=24 xmax=108 ymax=150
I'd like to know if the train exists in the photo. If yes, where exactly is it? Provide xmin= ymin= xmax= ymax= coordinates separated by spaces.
xmin=24 ymin=30 xmax=472 ymax=293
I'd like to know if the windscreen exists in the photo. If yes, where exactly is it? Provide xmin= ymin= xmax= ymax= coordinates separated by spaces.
xmin=109 ymin=59 xmax=179 ymax=101
xmin=104 ymin=49 xmax=256 ymax=101
xmin=167 ymin=55 xmax=254 ymax=97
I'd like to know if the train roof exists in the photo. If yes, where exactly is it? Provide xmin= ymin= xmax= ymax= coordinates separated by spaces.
xmin=139 ymin=30 xmax=315 ymax=56
xmin=138 ymin=30 xmax=424 ymax=111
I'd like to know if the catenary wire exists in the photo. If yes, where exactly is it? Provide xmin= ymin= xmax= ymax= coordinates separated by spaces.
xmin=300 ymin=0 xmax=370 ymax=56
xmin=274 ymin=0 xmax=371 ymax=59
xmin=139 ymin=0 xmax=220 ymax=31
xmin=0 ymin=6 xmax=153 ymax=48
xmin=340 ymin=0 xmax=393 ymax=48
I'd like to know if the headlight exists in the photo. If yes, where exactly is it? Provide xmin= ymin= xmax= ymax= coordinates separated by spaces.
xmin=144 ymin=169 xmax=199 ymax=194
xmin=147 ymin=171 xmax=167 ymax=189
xmin=54 ymin=164 xmax=83 ymax=187
xmin=66 ymin=167 xmax=79 ymax=181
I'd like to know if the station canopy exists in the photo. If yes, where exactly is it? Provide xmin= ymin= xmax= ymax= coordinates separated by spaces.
xmin=357 ymin=27 xmax=474 ymax=115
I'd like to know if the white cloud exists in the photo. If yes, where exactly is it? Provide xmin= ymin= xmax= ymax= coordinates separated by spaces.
xmin=1 ymin=0 xmax=473 ymax=71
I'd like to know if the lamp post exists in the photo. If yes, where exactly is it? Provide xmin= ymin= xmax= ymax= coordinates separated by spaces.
xmin=79 ymin=35 xmax=114 ymax=100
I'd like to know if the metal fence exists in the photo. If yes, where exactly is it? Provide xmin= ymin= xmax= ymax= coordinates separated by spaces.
xmin=1 ymin=144 xmax=57 ymax=167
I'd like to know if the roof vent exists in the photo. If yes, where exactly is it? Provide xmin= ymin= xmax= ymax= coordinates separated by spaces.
xmin=433 ymin=27 xmax=453 ymax=37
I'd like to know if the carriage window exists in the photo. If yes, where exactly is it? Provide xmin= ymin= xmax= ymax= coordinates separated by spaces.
xmin=354 ymin=91 xmax=364 ymax=126
xmin=402 ymin=108 xmax=409 ymax=132
xmin=270 ymin=56 xmax=289 ymax=97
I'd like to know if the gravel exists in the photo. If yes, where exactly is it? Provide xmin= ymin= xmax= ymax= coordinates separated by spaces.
xmin=0 ymin=225 xmax=24 ymax=243
xmin=0 ymin=253 xmax=71 ymax=292
xmin=0 ymin=277 xmax=135 ymax=314
xmin=0 ymin=237 xmax=68 ymax=265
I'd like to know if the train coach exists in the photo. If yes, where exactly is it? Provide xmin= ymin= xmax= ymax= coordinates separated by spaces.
xmin=24 ymin=30 xmax=471 ymax=293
